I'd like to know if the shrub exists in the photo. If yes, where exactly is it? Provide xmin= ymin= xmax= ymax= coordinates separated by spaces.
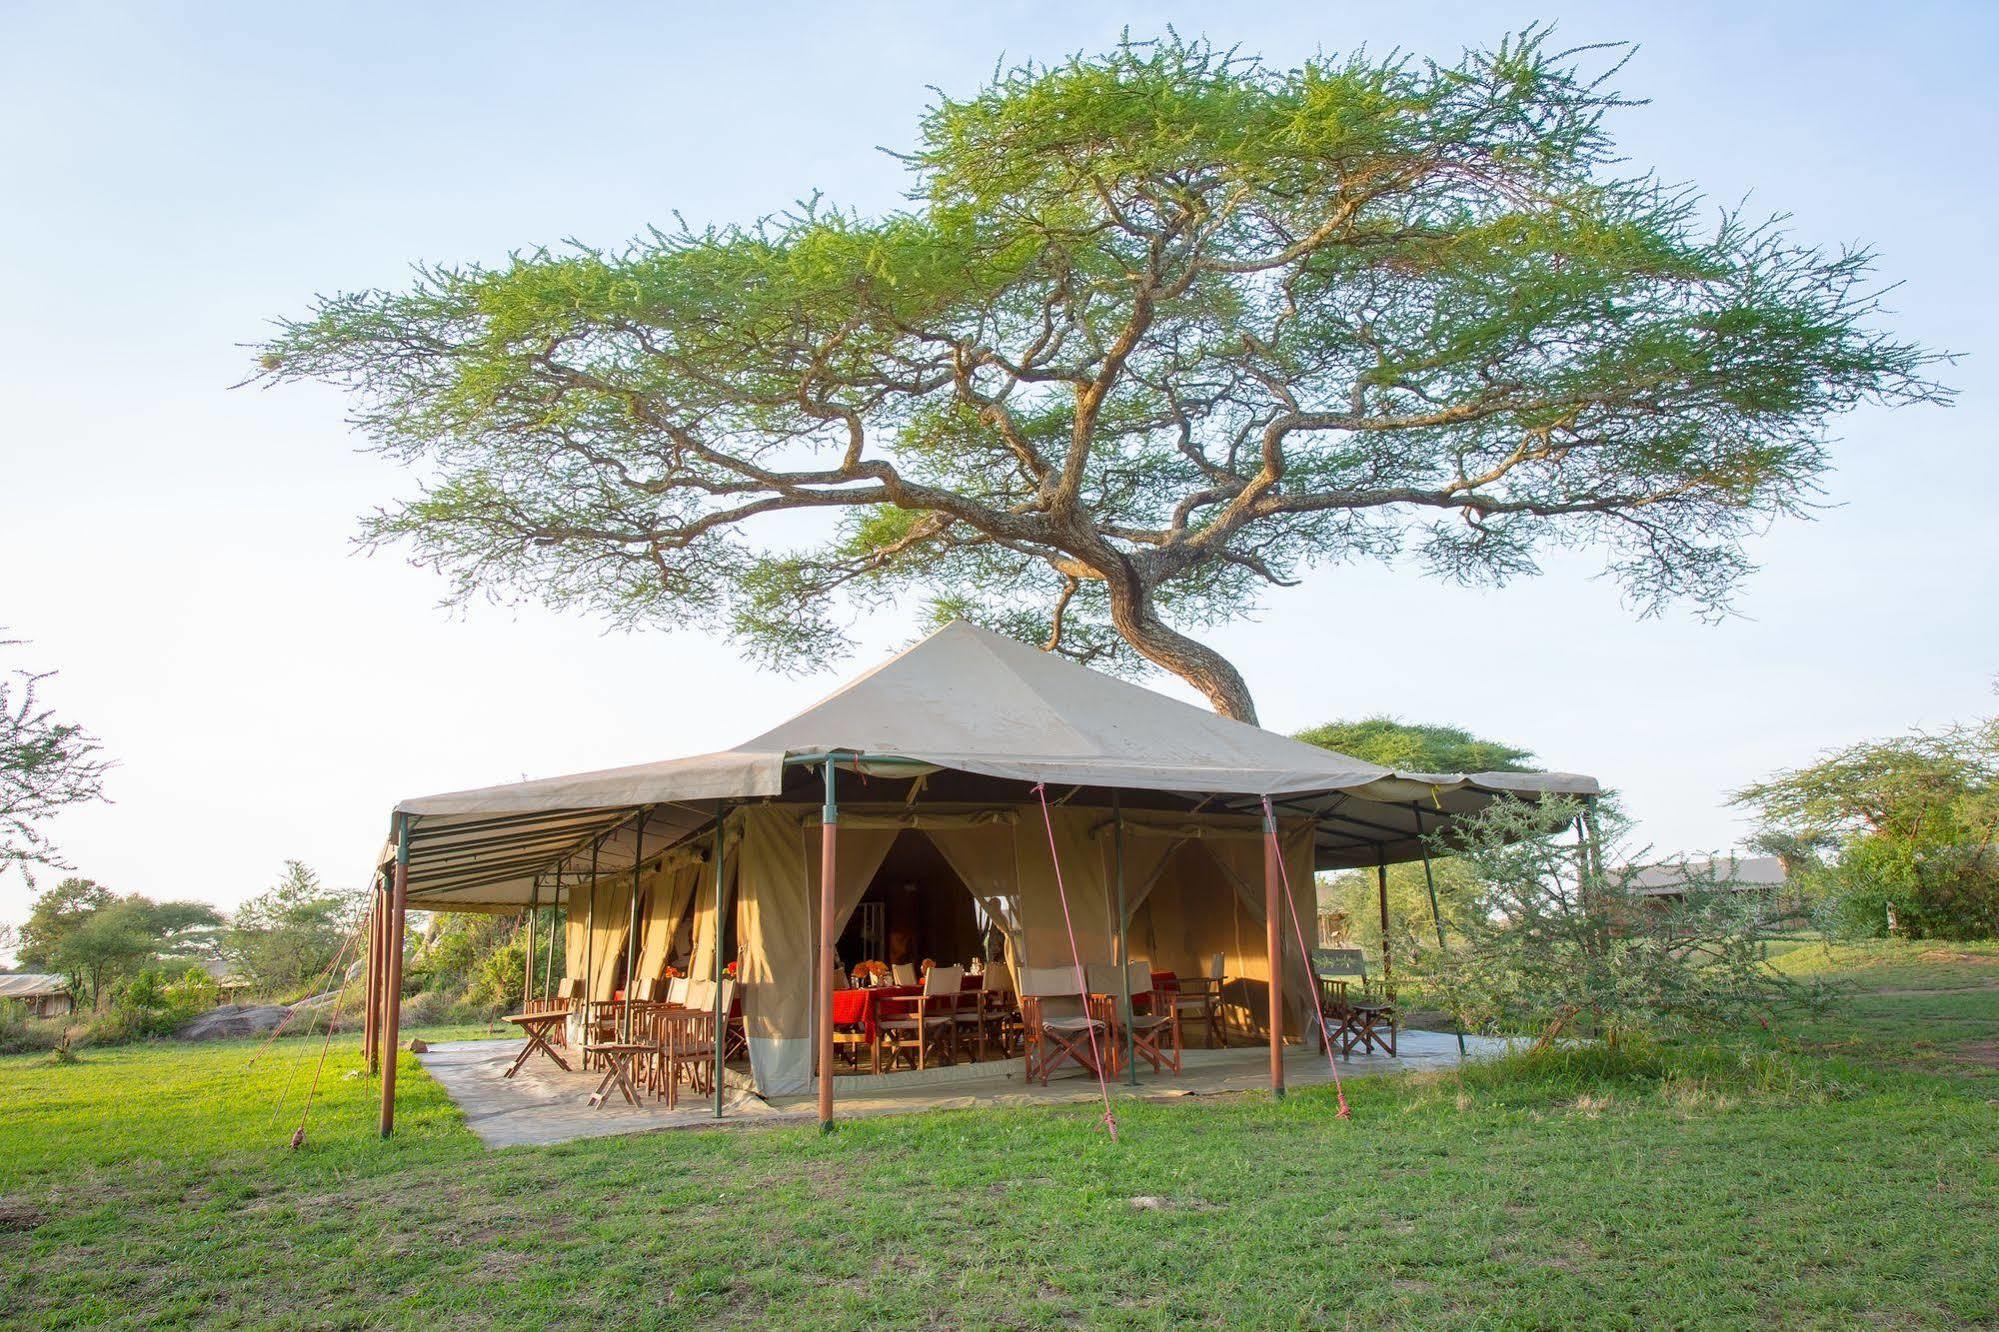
xmin=106 ymin=966 xmax=220 ymax=1040
xmin=1417 ymin=796 xmax=1814 ymax=1049
xmin=0 ymin=999 xmax=75 ymax=1056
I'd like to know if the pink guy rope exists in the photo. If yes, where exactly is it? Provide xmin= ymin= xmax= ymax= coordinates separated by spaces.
xmin=1031 ymin=783 xmax=1119 ymax=1143
xmin=1262 ymin=797 xmax=1350 ymax=1120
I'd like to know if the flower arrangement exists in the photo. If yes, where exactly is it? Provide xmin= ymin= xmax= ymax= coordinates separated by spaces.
xmin=852 ymin=960 xmax=889 ymax=987
xmin=723 ymin=960 xmax=739 ymax=980
xmin=662 ymin=965 xmax=684 ymax=979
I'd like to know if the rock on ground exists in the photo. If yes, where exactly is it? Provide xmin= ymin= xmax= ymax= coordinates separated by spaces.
xmin=177 ymin=1004 xmax=292 ymax=1041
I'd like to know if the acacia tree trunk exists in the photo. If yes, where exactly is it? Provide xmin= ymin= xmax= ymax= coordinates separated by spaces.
xmin=1105 ymin=579 xmax=1260 ymax=724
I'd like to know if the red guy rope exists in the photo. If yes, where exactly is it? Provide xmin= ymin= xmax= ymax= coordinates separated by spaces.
xmin=1262 ymin=797 xmax=1351 ymax=1120
xmin=1031 ymin=783 xmax=1119 ymax=1143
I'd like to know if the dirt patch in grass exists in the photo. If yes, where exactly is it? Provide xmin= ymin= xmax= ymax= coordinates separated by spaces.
xmin=1944 ymin=1041 xmax=1999 ymax=1070
xmin=1869 ymin=982 xmax=1999 ymax=997
xmin=0 ymin=1198 xmax=47 ymax=1233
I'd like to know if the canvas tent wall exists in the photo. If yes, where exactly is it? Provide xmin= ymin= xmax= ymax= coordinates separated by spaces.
xmin=364 ymin=620 xmax=1599 ymax=1101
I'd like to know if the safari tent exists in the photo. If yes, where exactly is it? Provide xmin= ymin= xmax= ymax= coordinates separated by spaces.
xmin=358 ymin=621 xmax=1598 ymax=1131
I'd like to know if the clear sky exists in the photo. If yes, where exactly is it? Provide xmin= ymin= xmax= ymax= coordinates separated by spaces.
xmin=2 ymin=1 xmax=1993 ymax=950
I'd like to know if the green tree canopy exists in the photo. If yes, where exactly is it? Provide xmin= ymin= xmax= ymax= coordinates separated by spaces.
xmin=1300 ymin=718 xmax=1534 ymax=954
xmin=14 ymin=876 xmax=114 ymax=971
xmin=256 ymin=31 xmax=1946 ymax=721
xmin=1295 ymin=716 xmax=1534 ymax=773
xmin=2 ymin=637 xmax=112 ymax=884
xmin=38 ymin=892 xmax=221 ymax=1009
xmin=225 ymin=861 xmax=360 ymax=998
xmin=1732 ymin=712 xmax=1999 ymax=939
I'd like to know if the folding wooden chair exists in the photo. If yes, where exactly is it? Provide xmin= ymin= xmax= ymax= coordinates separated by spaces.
xmin=1314 ymin=948 xmax=1396 ymax=1057
xmin=1019 ymin=965 xmax=1109 ymax=1085
xmin=655 ymin=978 xmax=726 ymax=1107
xmin=1169 ymin=952 xmax=1229 ymax=1048
xmin=1086 ymin=962 xmax=1183 ymax=1077
xmin=879 ymin=965 xmax=961 ymax=1070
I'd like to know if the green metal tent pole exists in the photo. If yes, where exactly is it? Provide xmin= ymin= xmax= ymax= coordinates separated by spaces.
xmin=624 ymin=814 xmax=643 ymax=1040
xmin=712 ymin=801 xmax=730 ymax=1120
xmin=524 ymin=877 xmax=538 ymax=1009
xmin=1374 ymin=844 xmax=1392 ymax=985
xmin=1410 ymin=803 xmax=1466 ymax=1058
xmin=583 ymin=840 xmax=597 ymax=1051
xmin=1263 ymin=802 xmax=1284 ymax=1099
xmin=1113 ymin=791 xmax=1137 ymax=1086
xmin=542 ymin=870 xmax=558 ymax=1000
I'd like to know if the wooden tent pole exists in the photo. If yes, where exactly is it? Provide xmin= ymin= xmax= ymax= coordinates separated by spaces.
xmin=378 ymin=816 xmax=410 ymax=1137
xmin=817 ymin=759 xmax=838 ymax=1131
xmin=1114 ymin=792 xmax=1137 ymax=1086
xmin=1264 ymin=803 xmax=1284 ymax=1098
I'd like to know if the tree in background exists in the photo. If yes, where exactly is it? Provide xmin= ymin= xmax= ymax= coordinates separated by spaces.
xmin=1 ymin=636 xmax=112 ymax=885
xmin=15 ymin=876 xmax=114 ymax=971
xmin=225 ymin=861 xmax=360 ymax=998
xmin=30 ymin=890 xmax=221 ymax=1010
xmin=1295 ymin=718 xmax=1534 ymax=776
xmin=1301 ymin=717 xmax=1535 ymax=954
xmin=256 ymin=31 xmax=1944 ymax=723
xmin=407 ymin=912 xmax=527 ymax=1022
xmin=1420 ymin=796 xmax=1802 ymax=1048
xmin=1732 ymin=711 xmax=1999 ymax=939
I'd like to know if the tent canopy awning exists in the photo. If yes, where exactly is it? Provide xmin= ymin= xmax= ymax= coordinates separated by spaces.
xmin=379 ymin=621 xmax=1597 ymax=909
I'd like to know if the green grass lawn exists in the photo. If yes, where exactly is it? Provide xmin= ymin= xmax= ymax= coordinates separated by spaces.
xmin=3 ymin=948 xmax=1995 ymax=1330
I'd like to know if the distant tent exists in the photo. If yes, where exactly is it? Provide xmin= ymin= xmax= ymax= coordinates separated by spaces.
xmin=363 ymin=621 xmax=1599 ymax=1097
xmin=0 ymin=974 xmax=73 ymax=1019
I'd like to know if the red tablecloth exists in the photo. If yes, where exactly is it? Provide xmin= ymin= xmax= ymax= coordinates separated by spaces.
xmin=830 ymin=985 xmax=924 ymax=1041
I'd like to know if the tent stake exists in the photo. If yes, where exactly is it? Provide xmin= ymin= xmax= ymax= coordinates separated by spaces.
xmin=1410 ymin=804 xmax=1466 ymax=1058
xmin=1264 ymin=803 xmax=1284 ymax=1099
xmin=1113 ymin=792 xmax=1137 ymax=1087
xmin=379 ymin=815 xmax=410 ymax=1137
xmin=817 ymin=758 xmax=838 ymax=1131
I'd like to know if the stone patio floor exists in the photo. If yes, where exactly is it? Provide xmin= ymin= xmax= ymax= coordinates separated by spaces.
xmin=416 ymin=1029 xmax=1507 ymax=1148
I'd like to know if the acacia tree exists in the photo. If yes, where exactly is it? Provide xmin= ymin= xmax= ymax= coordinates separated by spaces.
xmin=1732 ymin=713 xmax=1999 ymax=938
xmin=256 ymin=32 xmax=1944 ymax=722
xmin=2 ymin=637 xmax=111 ymax=882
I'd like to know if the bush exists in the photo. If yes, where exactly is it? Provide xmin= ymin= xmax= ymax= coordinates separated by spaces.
xmin=105 ymin=966 xmax=220 ymax=1040
xmin=0 ymin=1000 xmax=76 ymax=1056
xmin=463 ymin=933 xmax=526 ymax=1014
xmin=399 ymin=988 xmax=490 ymax=1030
xmin=1417 ymin=796 xmax=1814 ymax=1048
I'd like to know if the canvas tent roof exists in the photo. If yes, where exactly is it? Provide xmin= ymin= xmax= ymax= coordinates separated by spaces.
xmin=0 ymin=974 xmax=69 ymax=999
xmin=1631 ymin=854 xmax=1787 ymax=895
xmin=383 ymin=621 xmax=1597 ymax=909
